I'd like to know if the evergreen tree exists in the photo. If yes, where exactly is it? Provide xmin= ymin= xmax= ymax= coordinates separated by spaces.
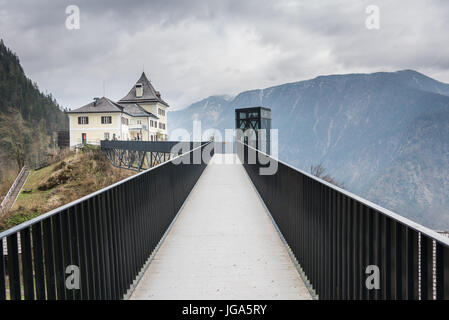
xmin=0 ymin=39 xmax=68 ymax=173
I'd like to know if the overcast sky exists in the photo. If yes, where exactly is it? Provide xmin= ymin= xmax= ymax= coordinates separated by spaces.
xmin=1 ymin=0 xmax=449 ymax=110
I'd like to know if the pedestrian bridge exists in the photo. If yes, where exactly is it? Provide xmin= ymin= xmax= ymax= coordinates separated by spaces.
xmin=1 ymin=141 xmax=449 ymax=300
xmin=130 ymin=154 xmax=311 ymax=299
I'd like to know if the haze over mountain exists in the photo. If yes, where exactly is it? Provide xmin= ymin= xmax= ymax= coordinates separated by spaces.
xmin=168 ymin=70 xmax=449 ymax=230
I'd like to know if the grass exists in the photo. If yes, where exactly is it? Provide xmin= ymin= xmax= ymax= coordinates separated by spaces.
xmin=11 ymin=161 xmax=64 ymax=212
xmin=0 ymin=149 xmax=135 ymax=231
xmin=23 ymin=162 xmax=60 ymax=189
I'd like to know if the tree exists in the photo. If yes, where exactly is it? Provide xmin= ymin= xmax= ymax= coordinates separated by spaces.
xmin=0 ymin=110 xmax=32 ymax=170
xmin=0 ymin=39 xmax=68 ymax=177
xmin=310 ymin=163 xmax=345 ymax=188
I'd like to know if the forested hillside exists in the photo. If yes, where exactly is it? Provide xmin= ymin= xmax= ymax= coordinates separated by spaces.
xmin=0 ymin=39 xmax=68 ymax=184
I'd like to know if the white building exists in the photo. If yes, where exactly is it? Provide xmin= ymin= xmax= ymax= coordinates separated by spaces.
xmin=67 ymin=72 xmax=169 ymax=147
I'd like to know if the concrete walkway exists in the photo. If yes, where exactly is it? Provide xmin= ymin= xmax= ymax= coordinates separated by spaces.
xmin=130 ymin=154 xmax=311 ymax=300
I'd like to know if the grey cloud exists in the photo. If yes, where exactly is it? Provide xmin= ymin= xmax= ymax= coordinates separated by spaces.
xmin=1 ymin=0 xmax=449 ymax=110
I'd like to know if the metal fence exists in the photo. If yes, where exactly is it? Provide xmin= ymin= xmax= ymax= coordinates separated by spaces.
xmin=0 ymin=142 xmax=213 ymax=300
xmin=100 ymin=140 xmax=206 ymax=153
xmin=101 ymin=140 xmax=207 ymax=171
xmin=238 ymin=141 xmax=449 ymax=300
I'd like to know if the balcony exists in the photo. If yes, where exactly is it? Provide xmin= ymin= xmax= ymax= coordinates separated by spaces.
xmin=128 ymin=124 xmax=147 ymax=131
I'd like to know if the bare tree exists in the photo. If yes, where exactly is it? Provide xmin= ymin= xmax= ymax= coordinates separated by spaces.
xmin=0 ymin=110 xmax=31 ymax=171
xmin=310 ymin=163 xmax=345 ymax=189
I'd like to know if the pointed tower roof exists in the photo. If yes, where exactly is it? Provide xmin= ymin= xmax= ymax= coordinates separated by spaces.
xmin=118 ymin=72 xmax=169 ymax=107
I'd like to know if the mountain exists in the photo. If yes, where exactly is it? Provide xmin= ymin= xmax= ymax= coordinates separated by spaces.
xmin=168 ymin=70 xmax=449 ymax=230
xmin=0 ymin=39 xmax=68 ymax=179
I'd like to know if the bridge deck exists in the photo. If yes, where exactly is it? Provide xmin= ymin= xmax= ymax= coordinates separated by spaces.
xmin=130 ymin=154 xmax=311 ymax=300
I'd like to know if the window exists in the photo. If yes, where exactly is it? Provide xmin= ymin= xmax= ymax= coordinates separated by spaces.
xmin=121 ymin=117 xmax=129 ymax=125
xmin=137 ymin=120 xmax=142 ymax=124
xmin=78 ymin=116 xmax=88 ymax=124
xmin=154 ymin=121 xmax=157 ymax=128
xmin=158 ymin=108 xmax=166 ymax=116
xmin=101 ymin=116 xmax=112 ymax=124
xmin=104 ymin=132 xmax=110 ymax=140
xmin=136 ymin=83 xmax=143 ymax=97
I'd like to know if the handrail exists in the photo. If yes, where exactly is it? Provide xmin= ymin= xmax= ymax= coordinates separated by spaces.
xmin=237 ymin=140 xmax=449 ymax=300
xmin=238 ymin=141 xmax=449 ymax=248
xmin=0 ymin=142 xmax=208 ymax=240
xmin=100 ymin=140 xmax=206 ymax=153
xmin=0 ymin=166 xmax=27 ymax=211
xmin=0 ymin=141 xmax=213 ymax=300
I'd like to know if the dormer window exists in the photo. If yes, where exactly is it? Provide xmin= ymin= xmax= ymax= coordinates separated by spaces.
xmin=135 ymin=83 xmax=143 ymax=97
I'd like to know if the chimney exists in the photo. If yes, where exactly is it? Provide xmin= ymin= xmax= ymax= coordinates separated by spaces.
xmin=93 ymin=97 xmax=100 ymax=106
xmin=156 ymin=91 xmax=161 ymax=98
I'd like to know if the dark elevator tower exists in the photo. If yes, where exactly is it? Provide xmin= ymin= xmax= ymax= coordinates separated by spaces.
xmin=235 ymin=107 xmax=271 ymax=155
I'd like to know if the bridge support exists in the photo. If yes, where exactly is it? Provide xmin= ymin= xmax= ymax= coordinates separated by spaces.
xmin=103 ymin=148 xmax=176 ymax=171
xmin=100 ymin=140 xmax=203 ymax=172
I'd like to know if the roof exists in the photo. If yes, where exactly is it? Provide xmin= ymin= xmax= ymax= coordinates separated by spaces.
xmin=66 ymin=97 xmax=159 ymax=119
xmin=66 ymin=97 xmax=124 ymax=114
xmin=118 ymin=72 xmax=170 ymax=107
xmin=119 ymin=103 xmax=158 ymax=119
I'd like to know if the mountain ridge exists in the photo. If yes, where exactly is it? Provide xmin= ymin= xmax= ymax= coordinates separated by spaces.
xmin=168 ymin=69 xmax=449 ymax=229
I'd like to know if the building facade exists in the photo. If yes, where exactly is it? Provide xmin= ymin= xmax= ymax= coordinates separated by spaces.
xmin=67 ymin=72 xmax=169 ymax=147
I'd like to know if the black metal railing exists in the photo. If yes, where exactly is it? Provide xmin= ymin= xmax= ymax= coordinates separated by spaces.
xmin=0 ymin=142 xmax=213 ymax=300
xmin=237 ymin=141 xmax=449 ymax=300
xmin=100 ymin=140 xmax=206 ymax=153
xmin=101 ymin=140 xmax=208 ymax=171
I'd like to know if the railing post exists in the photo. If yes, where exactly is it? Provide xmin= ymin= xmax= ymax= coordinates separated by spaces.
xmin=21 ymin=228 xmax=35 ymax=300
xmin=32 ymin=223 xmax=46 ymax=299
xmin=407 ymin=229 xmax=419 ymax=299
xmin=7 ymin=234 xmax=21 ymax=300
xmin=421 ymin=235 xmax=435 ymax=300
xmin=436 ymin=243 xmax=449 ymax=299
